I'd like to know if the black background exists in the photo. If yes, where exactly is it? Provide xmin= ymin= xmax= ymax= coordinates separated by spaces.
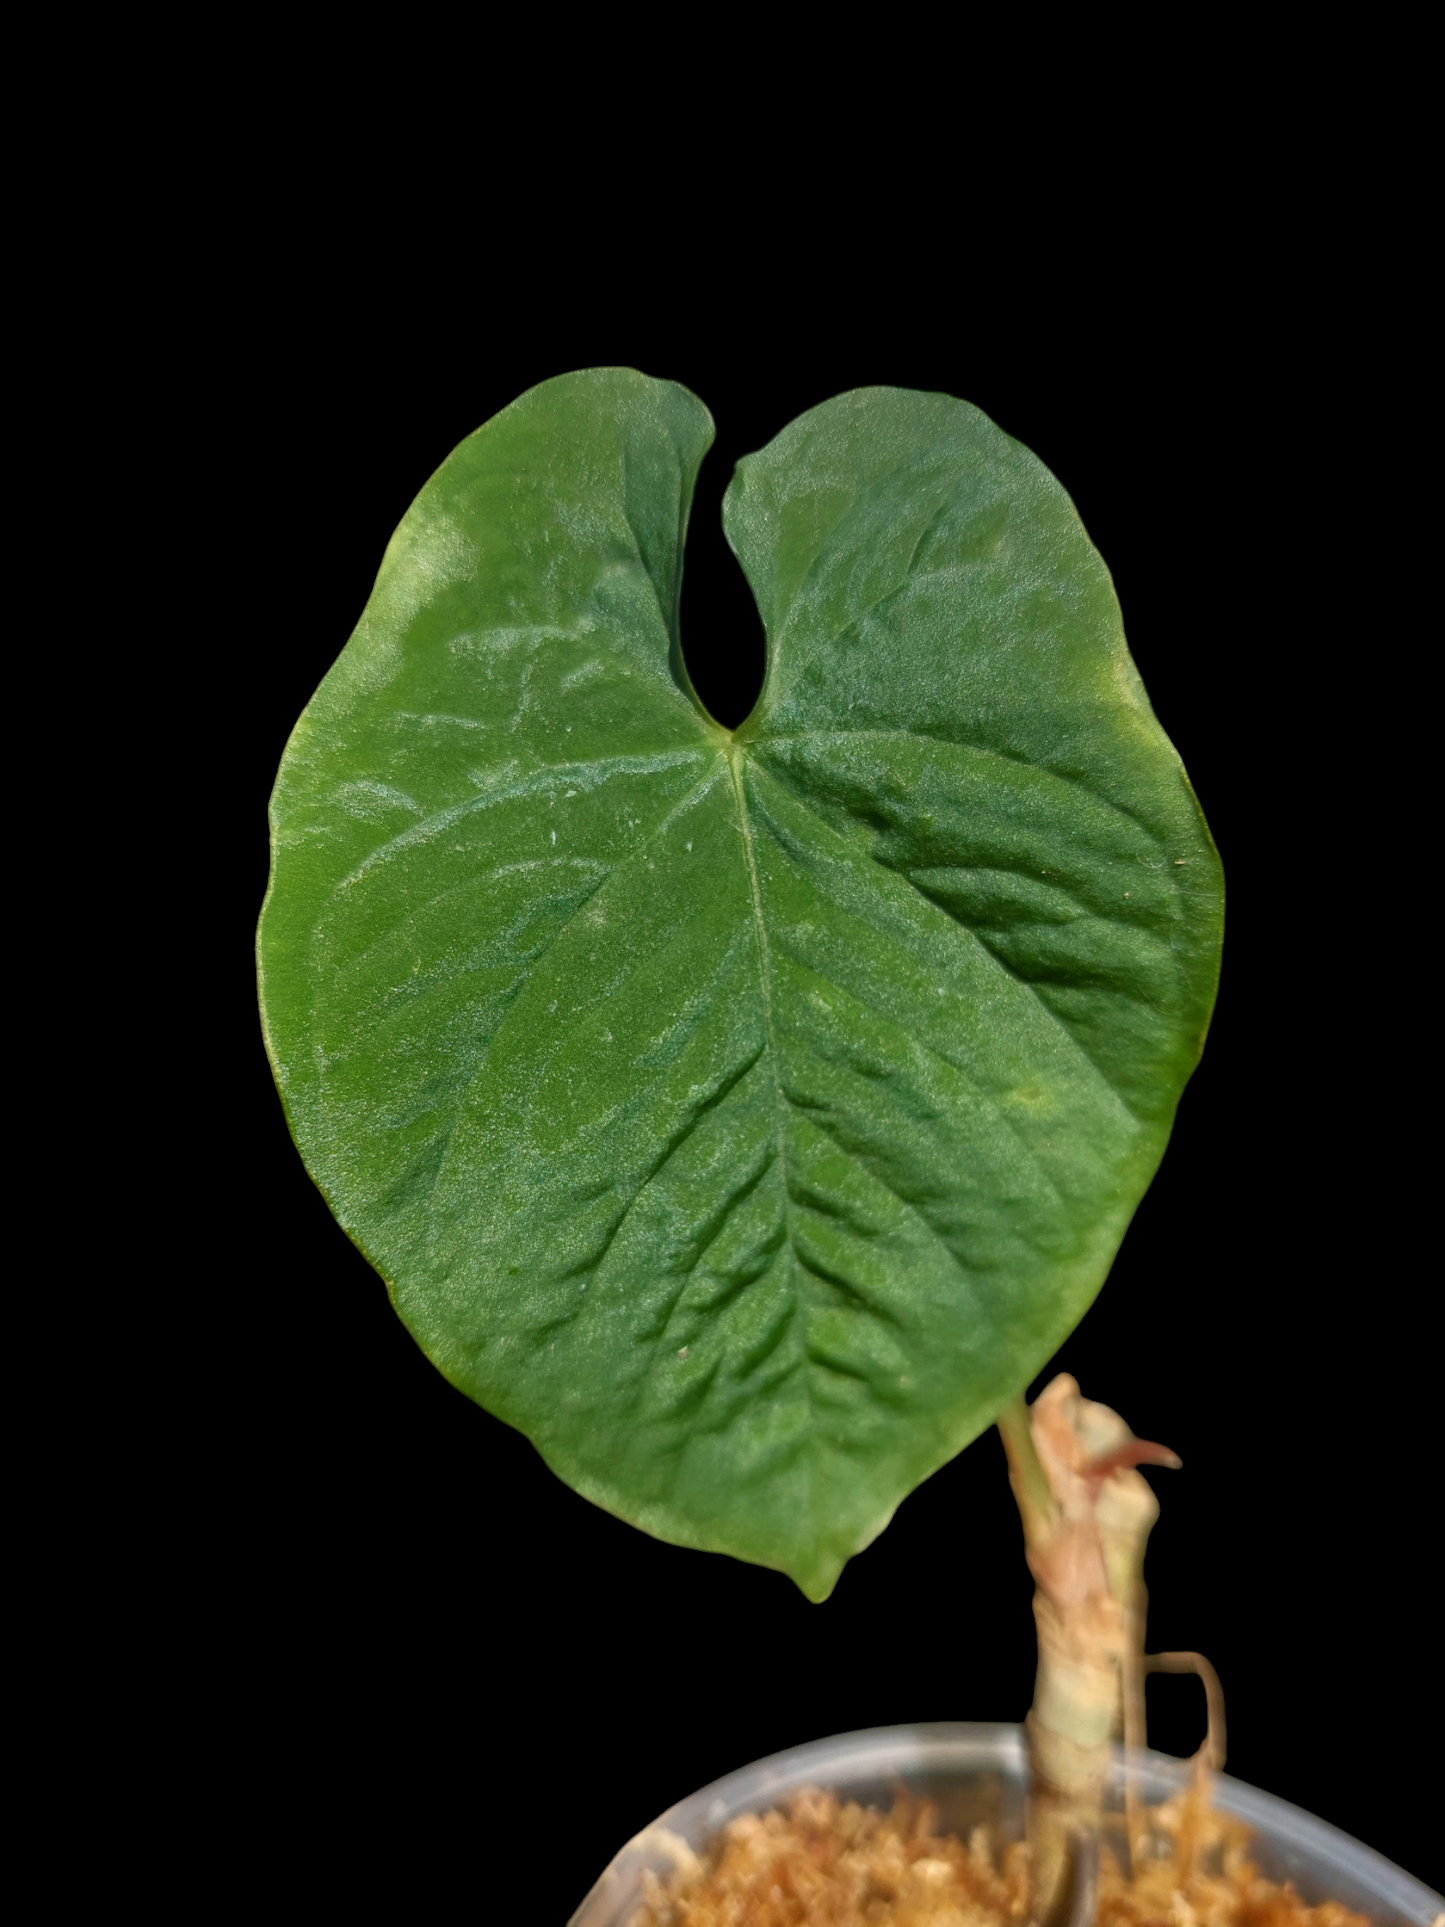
xmin=183 ymin=247 xmax=1437 ymax=1911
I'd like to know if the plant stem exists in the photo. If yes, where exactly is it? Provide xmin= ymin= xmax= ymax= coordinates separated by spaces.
xmin=999 ymin=1379 xmax=1175 ymax=1926
xmin=998 ymin=1395 xmax=1057 ymax=1551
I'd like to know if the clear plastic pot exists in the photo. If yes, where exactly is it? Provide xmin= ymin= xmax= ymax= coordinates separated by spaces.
xmin=568 ymin=1722 xmax=1440 ymax=1927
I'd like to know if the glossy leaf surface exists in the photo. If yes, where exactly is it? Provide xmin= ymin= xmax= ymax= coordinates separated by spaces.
xmin=259 ymin=371 xmax=1221 ymax=1600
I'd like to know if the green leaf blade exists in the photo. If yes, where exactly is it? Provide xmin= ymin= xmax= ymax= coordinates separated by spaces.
xmin=259 ymin=372 xmax=1222 ymax=1603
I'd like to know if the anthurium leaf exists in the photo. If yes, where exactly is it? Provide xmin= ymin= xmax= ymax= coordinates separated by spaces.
xmin=258 ymin=369 xmax=1222 ymax=1601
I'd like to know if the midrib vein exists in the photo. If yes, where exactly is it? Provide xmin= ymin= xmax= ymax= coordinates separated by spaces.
xmin=728 ymin=746 xmax=793 ymax=1237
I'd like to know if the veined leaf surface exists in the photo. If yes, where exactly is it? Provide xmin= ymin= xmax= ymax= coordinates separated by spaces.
xmin=258 ymin=370 xmax=1222 ymax=1600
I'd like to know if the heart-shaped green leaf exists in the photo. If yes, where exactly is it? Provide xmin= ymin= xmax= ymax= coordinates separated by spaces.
xmin=259 ymin=370 xmax=1221 ymax=1600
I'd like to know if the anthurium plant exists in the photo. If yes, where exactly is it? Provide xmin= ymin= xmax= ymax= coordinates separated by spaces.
xmin=258 ymin=369 xmax=1223 ymax=1918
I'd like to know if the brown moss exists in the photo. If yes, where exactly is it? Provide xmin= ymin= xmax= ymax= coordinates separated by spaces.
xmin=1097 ymin=1776 xmax=1367 ymax=1927
xmin=631 ymin=1784 xmax=1370 ymax=1927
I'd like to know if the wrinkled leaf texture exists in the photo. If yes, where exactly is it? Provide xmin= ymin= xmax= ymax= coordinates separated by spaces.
xmin=258 ymin=371 xmax=1222 ymax=1600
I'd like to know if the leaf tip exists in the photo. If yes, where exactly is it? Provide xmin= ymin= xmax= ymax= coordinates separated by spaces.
xmin=788 ymin=1548 xmax=849 ymax=1604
